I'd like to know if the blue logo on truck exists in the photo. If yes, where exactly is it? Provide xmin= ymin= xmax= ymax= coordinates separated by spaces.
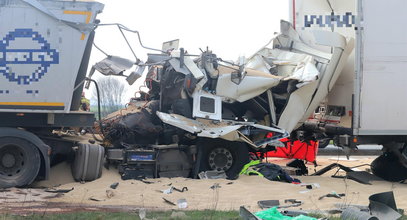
xmin=0 ymin=29 xmax=59 ymax=85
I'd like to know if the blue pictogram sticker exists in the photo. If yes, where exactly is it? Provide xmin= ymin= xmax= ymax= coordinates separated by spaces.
xmin=0 ymin=29 xmax=59 ymax=85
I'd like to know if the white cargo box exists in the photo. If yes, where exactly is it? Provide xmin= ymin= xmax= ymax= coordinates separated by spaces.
xmin=0 ymin=0 xmax=103 ymax=113
xmin=291 ymin=0 xmax=407 ymax=136
xmin=354 ymin=0 xmax=407 ymax=135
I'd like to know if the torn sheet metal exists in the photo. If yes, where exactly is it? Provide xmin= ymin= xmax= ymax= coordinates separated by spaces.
xmin=170 ymin=50 xmax=204 ymax=79
xmin=93 ymin=56 xmax=134 ymax=76
xmin=240 ymin=206 xmax=261 ymax=220
xmin=156 ymin=111 xmax=242 ymax=139
xmin=340 ymin=207 xmax=378 ymax=220
xmin=215 ymin=66 xmax=282 ymax=103
xmin=156 ymin=111 xmax=288 ymax=146
xmin=246 ymin=49 xmax=320 ymax=85
xmin=369 ymin=192 xmax=401 ymax=220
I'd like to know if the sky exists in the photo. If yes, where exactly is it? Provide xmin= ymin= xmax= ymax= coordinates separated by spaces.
xmin=86 ymin=0 xmax=289 ymax=103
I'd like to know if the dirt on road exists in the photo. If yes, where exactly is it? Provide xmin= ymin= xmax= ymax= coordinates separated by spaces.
xmin=1 ymin=155 xmax=406 ymax=215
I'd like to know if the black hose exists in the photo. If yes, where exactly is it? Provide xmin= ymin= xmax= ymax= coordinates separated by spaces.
xmin=85 ymin=78 xmax=105 ymax=137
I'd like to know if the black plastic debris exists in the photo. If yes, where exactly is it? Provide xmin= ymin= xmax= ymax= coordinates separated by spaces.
xmin=173 ymin=187 xmax=188 ymax=192
xmin=341 ymin=207 xmax=378 ymax=220
xmin=312 ymin=163 xmax=384 ymax=185
xmin=286 ymin=159 xmax=308 ymax=175
xmin=140 ymin=179 xmax=154 ymax=184
xmin=369 ymin=191 xmax=401 ymax=220
xmin=210 ymin=183 xmax=221 ymax=190
xmin=371 ymin=153 xmax=407 ymax=182
xmin=239 ymin=206 xmax=260 ymax=220
xmin=279 ymin=199 xmax=303 ymax=208
xmin=162 ymin=197 xmax=176 ymax=206
xmin=311 ymin=163 xmax=352 ymax=176
xmin=319 ymin=192 xmax=345 ymax=200
xmin=258 ymin=200 xmax=280 ymax=209
xmin=347 ymin=171 xmax=383 ymax=185
xmin=110 ymin=182 xmax=119 ymax=189
xmin=339 ymin=191 xmax=402 ymax=220
xmin=89 ymin=196 xmax=105 ymax=202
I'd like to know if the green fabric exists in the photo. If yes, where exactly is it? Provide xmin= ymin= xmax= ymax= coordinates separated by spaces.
xmin=255 ymin=207 xmax=317 ymax=220
xmin=239 ymin=160 xmax=262 ymax=175
xmin=81 ymin=97 xmax=90 ymax=105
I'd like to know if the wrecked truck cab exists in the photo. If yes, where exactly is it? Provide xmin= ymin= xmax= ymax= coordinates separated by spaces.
xmin=150 ymin=20 xmax=353 ymax=143
xmin=103 ymin=21 xmax=353 ymax=179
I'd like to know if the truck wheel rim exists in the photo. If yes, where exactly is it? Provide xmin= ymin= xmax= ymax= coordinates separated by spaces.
xmin=208 ymin=147 xmax=233 ymax=171
xmin=0 ymin=145 xmax=25 ymax=177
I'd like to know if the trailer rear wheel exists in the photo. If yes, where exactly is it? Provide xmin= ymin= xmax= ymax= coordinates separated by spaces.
xmin=0 ymin=137 xmax=41 ymax=188
xmin=71 ymin=143 xmax=104 ymax=182
xmin=197 ymin=139 xmax=249 ymax=179
xmin=318 ymin=139 xmax=330 ymax=148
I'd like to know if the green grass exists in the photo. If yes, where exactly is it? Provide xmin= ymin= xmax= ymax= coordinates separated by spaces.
xmin=1 ymin=210 xmax=405 ymax=220
xmin=0 ymin=210 xmax=241 ymax=220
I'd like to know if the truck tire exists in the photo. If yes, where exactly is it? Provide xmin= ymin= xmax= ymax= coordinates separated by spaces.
xmin=0 ymin=137 xmax=41 ymax=188
xmin=71 ymin=143 xmax=104 ymax=182
xmin=318 ymin=139 xmax=330 ymax=148
xmin=197 ymin=139 xmax=249 ymax=179
xmin=371 ymin=152 xmax=407 ymax=182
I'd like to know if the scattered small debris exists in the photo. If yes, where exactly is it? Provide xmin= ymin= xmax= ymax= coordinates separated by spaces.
xmin=319 ymin=192 xmax=345 ymax=200
xmin=106 ymin=189 xmax=115 ymax=198
xmin=300 ymin=183 xmax=320 ymax=189
xmin=177 ymin=198 xmax=188 ymax=209
xmin=210 ymin=183 xmax=221 ymax=190
xmin=198 ymin=170 xmax=227 ymax=179
xmin=89 ymin=196 xmax=105 ymax=202
xmin=286 ymin=159 xmax=308 ymax=176
xmin=240 ymin=206 xmax=261 ymax=220
xmin=279 ymin=199 xmax=303 ymax=208
xmin=110 ymin=182 xmax=119 ymax=189
xmin=138 ymin=208 xmax=146 ymax=220
xmin=162 ymin=197 xmax=176 ymax=206
xmin=334 ymin=203 xmax=369 ymax=212
xmin=341 ymin=207 xmax=378 ymax=220
xmin=173 ymin=187 xmax=188 ymax=193
xmin=258 ymin=200 xmax=280 ymax=209
xmin=160 ymin=186 xmax=173 ymax=194
xmin=369 ymin=191 xmax=401 ymax=220
xmin=347 ymin=171 xmax=383 ymax=185
xmin=45 ymin=187 xmax=74 ymax=193
xmin=141 ymin=179 xmax=154 ymax=184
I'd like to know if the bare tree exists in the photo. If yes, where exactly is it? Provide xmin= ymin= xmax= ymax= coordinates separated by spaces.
xmin=92 ymin=76 xmax=127 ymax=117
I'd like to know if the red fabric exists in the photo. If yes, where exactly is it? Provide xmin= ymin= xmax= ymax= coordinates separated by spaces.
xmin=265 ymin=138 xmax=319 ymax=163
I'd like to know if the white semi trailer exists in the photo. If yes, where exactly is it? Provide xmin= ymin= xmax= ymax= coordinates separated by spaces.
xmin=290 ymin=0 xmax=407 ymax=181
